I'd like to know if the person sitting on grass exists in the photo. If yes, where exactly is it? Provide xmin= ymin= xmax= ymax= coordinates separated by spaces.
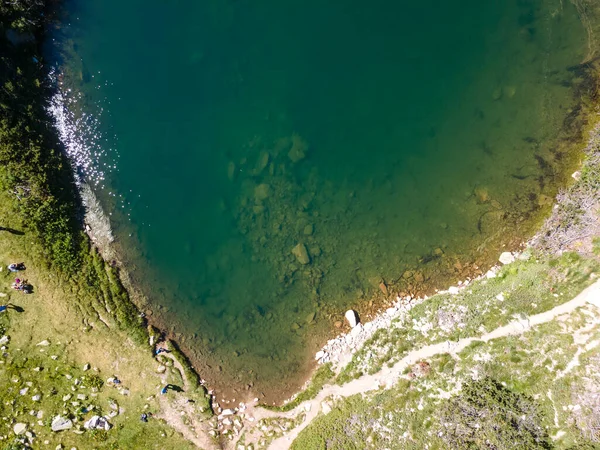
xmin=11 ymin=279 xmax=32 ymax=294
xmin=8 ymin=263 xmax=25 ymax=272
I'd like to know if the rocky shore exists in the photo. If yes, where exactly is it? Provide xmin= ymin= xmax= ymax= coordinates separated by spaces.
xmin=313 ymin=251 xmax=522 ymax=374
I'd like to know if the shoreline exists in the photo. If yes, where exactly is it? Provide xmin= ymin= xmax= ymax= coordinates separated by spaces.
xmin=281 ymin=113 xmax=600 ymax=412
xmin=43 ymin=6 xmax=600 ymax=444
xmin=2 ymin=0 xmax=598 ymax=447
xmin=50 ymin=63 xmax=600 ymax=414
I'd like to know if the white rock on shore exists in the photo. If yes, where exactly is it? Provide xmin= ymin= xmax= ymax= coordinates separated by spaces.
xmin=499 ymin=252 xmax=516 ymax=264
xmin=345 ymin=310 xmax=359 ymax=328
xmin=313 ymin=249 xmax=523 ymax=372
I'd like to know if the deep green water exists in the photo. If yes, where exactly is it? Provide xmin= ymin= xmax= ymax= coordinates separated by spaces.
xmin=53 ymin=0 xmax=590 ymax=400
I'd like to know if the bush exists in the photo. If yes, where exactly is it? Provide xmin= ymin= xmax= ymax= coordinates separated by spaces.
xmin=440 ymin=377 xmax=552 ymax=450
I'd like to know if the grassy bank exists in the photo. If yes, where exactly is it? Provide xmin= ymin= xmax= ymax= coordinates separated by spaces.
xmin=0 ymin=1 xmax=214 ymax=449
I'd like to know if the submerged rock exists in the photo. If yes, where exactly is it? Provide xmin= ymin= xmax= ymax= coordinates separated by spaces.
xmin=288 ymin=133 xmax=308 ymax=163
xmin=292 ymin=243 xmax=311 ymax=265
xmin=309 ymin=245 xmax=321 ymax=258
xmin=345 ymin=309 xmax=359 ymax=328
xmin=254 ymin=184 xmax=271 ymax=202
xmin=474 ymin=186 xmax=489 ymax=203
xmin=379 ymin=282 xmax=388 ymax=295
xmin=255 ymin=151 xmax=270 ymax=174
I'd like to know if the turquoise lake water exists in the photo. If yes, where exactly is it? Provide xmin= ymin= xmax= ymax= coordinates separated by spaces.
xmin=51 ymin=0 xmax=591 ymax=401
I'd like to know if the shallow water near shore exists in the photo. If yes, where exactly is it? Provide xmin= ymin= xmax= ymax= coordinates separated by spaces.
xmin=50 ymin=0 xmax=592 ymax=401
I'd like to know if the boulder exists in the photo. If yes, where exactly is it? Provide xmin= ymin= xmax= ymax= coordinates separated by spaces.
xmin=292 ymin=243 xmax=310 ymax=265
xmin=474 ymin=187 xmax=489 ymax=203
xmin=485 ymin=268 xmax=497 ymax=279
xmin=448 ymin=286 xmax=460 ymax=294
xmin=498 ymin=252 xmax=515 ymax=265
xmin=288 ymin=134 xmax=308 ymax=163
xmin=255 ymin=151 xmax=270 ymax=174
xmin=13 ymin=423 xmax=26 ymax=435
xmin=345 ymin=310 xmax=359 ymax=328
xmin=84 ymin=415 xmax=112 ymax=431
xmin=51 ymin=416 xmax=73 ymax=432
xmin=254 ymin=184 xmax=271 ymax=202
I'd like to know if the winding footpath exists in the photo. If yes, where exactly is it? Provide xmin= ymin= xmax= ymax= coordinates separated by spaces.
xmin=263 ymin=279 xmax=600 ymax=449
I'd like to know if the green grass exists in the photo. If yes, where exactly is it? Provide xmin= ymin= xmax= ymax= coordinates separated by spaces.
xmin=292 ymin=299 xmax=600 ymax=450
xmin=337 ymin=252 xmax=599 ymax=384
xmin=0 ymin=5 xmax=214 ymax=448
xmin=0 ymin=330 xmax=196 ymax=449
xmin=165 ymin=340 xmax=212 ymax=414
xmin=261 ymin=363 xmax=335 ymax=413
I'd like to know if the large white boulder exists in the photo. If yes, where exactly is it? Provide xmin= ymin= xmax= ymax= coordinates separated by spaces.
xmin=499 ymin=252 xmax=515 ymax=265
xmin=345 ymin=310 xmax=359 ymax=328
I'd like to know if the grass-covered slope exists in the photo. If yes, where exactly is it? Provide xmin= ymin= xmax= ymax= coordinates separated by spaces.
xmin=0 ymin=2 xmax=215 ymax=449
